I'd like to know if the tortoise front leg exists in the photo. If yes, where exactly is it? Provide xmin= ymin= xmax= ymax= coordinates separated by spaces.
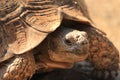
xmin=81 ymin=27 xmax=119 ymax=80
xmin=0 ymin=52 xmax=36 ymax=80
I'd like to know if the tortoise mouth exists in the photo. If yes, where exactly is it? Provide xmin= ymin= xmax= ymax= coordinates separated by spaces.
xmin=34 ymin=47 xmax=89 ymax=70
xmin=48 ymin=50 xmax=89 ymax=64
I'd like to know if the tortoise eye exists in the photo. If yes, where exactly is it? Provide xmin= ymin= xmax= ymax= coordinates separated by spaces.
xmin=64 ymin=39 xmax=72 ymax=45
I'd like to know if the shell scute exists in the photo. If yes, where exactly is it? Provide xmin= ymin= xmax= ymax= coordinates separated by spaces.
xmin=0 ymin=0 xmax=93 ymax=62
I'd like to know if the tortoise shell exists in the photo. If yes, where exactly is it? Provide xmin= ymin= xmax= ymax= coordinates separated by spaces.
xmin=0 ymin=0 xmax=93 ymax=62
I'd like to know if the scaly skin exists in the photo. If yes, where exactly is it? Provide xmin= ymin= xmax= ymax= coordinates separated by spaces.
xmin=0 ymin=52 xmax=36 ymax=80
xmin=80 ymin=26 xmax=119 ymax=80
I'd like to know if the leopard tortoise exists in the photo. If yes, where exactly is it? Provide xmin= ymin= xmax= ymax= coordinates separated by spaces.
xmin=0 ymin=0 xmax=91 ymax=80
xmin=0 ymin=0 xmax=119 ymax=80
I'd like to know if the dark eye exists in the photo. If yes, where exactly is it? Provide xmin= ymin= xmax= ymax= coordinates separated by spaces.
xmin=64 ymin=39 xmax=72 ymax=45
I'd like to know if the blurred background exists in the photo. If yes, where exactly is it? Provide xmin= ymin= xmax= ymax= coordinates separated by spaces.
xmin=85 ymin=0 xmax=120 ymax=51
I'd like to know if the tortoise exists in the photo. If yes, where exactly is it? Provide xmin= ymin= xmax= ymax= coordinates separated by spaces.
xmin=0 ymin=0 xmax=91 ymax=79
xmin=32 ymin=25 xmax=119 ymax=80
xmin=0 ymin=26 xmax=89 ymax=80
xmin=0 ymin=0 xmax=119 ymax=80
xmin=0 ymin=0 xmax=92 ymax=62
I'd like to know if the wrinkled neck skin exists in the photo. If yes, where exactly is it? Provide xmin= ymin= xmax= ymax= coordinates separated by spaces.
xmin=34 ymin=48 xmax=88 ymax=73
xmin=33 ymin=43 xmax=75 ymax=72
xmin=34 ymin=51 xmax=74 ymax=73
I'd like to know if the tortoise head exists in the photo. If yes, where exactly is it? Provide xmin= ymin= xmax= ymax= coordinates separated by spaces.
xmin=35 ymin=27 xmax=89 ymax=69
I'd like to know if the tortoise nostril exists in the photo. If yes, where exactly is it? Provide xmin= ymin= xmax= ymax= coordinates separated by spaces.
xmin=64 ymin=39 xmax=72 ymax=45
xmin=81 ymin=40 xmax=88 ymax=45
xmin=76 ymin=35 xmax=80 ymax=38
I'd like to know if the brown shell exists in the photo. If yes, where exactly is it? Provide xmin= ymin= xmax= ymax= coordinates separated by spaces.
xmin=0 ymin=0 xmax=93 ymax=62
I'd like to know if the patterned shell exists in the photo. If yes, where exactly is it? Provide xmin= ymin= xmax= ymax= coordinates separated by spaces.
xmin=0 ymin=0 xmax=93 ymax=62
